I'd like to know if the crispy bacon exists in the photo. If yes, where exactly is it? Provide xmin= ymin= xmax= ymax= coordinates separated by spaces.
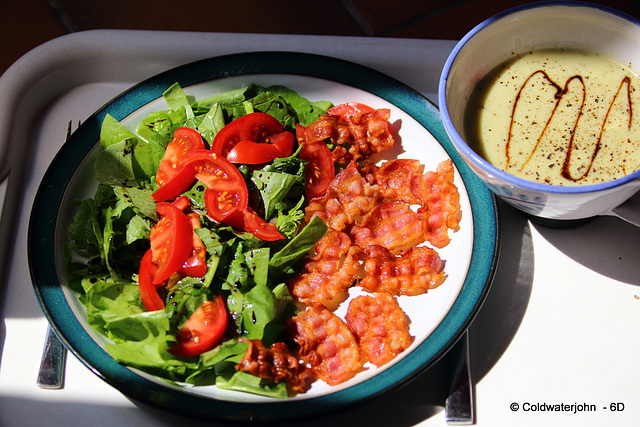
xmin=411 ymin=159 xmax=462 ymax=248
xmin=345 ymin=293 xmax=414 ymax=367
xmin=288 ymin=230 xmax=361 ymax=308
xmin=303 ymin=109 xmax=394 ymax=164
xmin=302 ymin=114 xmax=348 ymax=145
xmin=307 ymin=159 xmax=461 ymax=250
xmin=362 ymin=158 xmax=461 ymax=248
xmin=286 ymin=114 xmax=461 ymax=388
xmin=290 ymin=306 xmax=364 ymax=386
xmin=360 ymin=245 xmax=446 ymax=296
xmin=351 ymin=201 xmax=427 ymax=254
xmin=365 ymin=158 xmax=424 ymax=204
xmin=302 ymin=158 xmax=457 ymax=300
xmin=349 ymin=108 xmax=394 ymax=160
xmin=236 ymin=338 xmax=313 ymax=394
xmin=305 ymin=162 xmax=381 ymax=231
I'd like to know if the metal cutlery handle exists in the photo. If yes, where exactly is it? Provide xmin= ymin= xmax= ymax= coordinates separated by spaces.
xmin=36 ymin=121 xmax=77 ymax=389
xmin=37 ymin=325 xmax=67 ymax=389
xmin=445 ymin=332 xmax=475 ymax=425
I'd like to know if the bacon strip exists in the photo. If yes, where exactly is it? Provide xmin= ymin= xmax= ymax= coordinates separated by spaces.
xmin=365 ymin=158 xmax=424 ymax=204
xmin=290 ymin=306 xmax=364 ymax=385
xmin=360 ymin=245 xmax=446 ymax=296
xmin=345 ymin=293 xmax=414 ymax=366
xmin=288 ymin=230 xmax=361 ymax=308
xmin=236 ymin=338 xmax=313 ymax=394
xmin=351 ymin=201 xmax=427 ymax=254
xmin=303 ymin=109 xmax=394 ymax=164
xmin=305 ymin=162 xmax=381 ymax=231
xmin=348 ymin=108 xmax=394 ymax=160
xmin=411 ymin=159 xmax=462 ymax=248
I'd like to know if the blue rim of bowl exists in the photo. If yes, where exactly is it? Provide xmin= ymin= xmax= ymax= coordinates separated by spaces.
xmin=28 ymin=51 xmax=499 ymax=422
xmin=438 ymin=0 xmax=640 ymax=196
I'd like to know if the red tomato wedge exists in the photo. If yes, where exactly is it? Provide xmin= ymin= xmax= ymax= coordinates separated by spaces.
xmin=225 ymin=140 xmax=283 ymax=165
xmin=179 ymin=213 xmax=208 ymax=278
xmin=138 ymin=249 xmax=165 ymax=311
xmin=242 ymin=210 xmax=285 ymax=241
xmin=203 ymin=188 xmax=243 ymax=222
xmin=270 ymin=130 xmax=294 ymax=157
xmin=212 ymin=112 xmax=294 ymax=164
xmin=171 ymin=195 xmax=190 ymax=211
xmin=297 ymin=124 xmax=335 ymax=199
xmin=168 ymin=294 xmax=228 ymax=357
xmin=187 ymin=153 xmax=249 ymax=222
xmin=156 ymin=127 xmax=205 ymax=189
xmin=225 ymin=130 xmax=295 ymax=164
xmin=225 ymin=208 xmax=284 ymax=241
xmin=212 ymin=112 xmax=283 ymax=155
xmin=150 ymin=202 xmax=193 ymax=285
xmin=152 ymin=151 xmax=249 ymax=221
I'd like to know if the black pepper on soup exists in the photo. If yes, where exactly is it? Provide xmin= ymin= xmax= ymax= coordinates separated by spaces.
xmin=465 ymin=48 xmax=640 ymax=185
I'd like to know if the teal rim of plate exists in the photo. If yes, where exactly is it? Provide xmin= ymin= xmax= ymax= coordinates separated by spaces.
xmin=28 ymin=51 xmax=499 ymax=422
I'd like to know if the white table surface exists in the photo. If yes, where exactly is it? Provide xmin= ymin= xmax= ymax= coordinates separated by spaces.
xmin=0 ymin=30 xmax=639 ymax=427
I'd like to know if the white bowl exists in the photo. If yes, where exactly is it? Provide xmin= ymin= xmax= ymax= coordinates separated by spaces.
xmin=439 ymin=1 xmax=640 ymax=224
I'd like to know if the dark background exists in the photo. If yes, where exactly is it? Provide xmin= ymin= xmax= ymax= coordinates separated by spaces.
xmin=4 ymin=0 xmax=640 ymax=77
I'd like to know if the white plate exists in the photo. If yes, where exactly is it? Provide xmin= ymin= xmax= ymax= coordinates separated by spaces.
xmin=29 ymin=52 xmax=498 ymax=422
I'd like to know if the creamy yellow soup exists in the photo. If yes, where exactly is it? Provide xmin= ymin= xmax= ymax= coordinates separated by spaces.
xmin=465 ymin=49 xmax=640 ymax=185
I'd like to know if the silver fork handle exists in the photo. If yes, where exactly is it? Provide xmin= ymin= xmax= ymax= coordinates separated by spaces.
xmin=37 ymin=325 xmax=67 ymax=389
xmin=36 ymin=121 xmax=77 ymax=390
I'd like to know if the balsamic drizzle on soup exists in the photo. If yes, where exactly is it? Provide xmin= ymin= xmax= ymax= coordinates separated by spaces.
xmin=466 ymin=49 xmax=640 ymax=185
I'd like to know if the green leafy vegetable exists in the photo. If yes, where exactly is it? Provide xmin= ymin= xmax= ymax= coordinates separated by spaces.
xmin=65 ymin=83 xmax=332 ymax=398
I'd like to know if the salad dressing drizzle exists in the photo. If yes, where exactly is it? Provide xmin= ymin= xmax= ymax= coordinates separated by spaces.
xmin=505 ymin=70 xmax=634 ymax=182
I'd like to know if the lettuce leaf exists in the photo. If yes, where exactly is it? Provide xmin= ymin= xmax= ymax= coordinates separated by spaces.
xmin=98 ymin=114 xmax=165 ymax=186
xmin=261 ymin=84 xmax=333 ymax=126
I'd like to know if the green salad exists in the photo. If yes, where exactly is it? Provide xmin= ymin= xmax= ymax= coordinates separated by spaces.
xmin=65 ymin=83 xmax=334 ymax=398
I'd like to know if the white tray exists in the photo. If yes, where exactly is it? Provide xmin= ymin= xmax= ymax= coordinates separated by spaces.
xmin=0 ymin=30 xmax=638 ymax=427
